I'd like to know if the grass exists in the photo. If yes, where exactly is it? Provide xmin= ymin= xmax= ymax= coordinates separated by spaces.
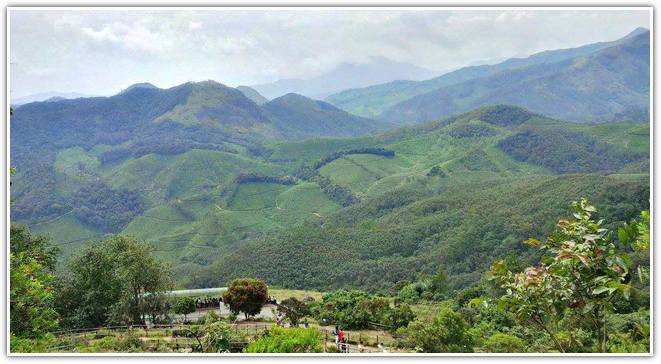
xmin=268 ymin=288 xmax=324 ymax=302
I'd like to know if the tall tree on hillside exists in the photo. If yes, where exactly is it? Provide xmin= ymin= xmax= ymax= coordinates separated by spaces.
xmin=56 ymin=236 xmax=172 ymax=328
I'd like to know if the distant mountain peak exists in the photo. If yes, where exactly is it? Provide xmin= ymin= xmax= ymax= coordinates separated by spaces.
xmin=250 ymin=57 xmax=438 ymax=99
xmin=625 ymin=27 xmax=650 ymax=38
xmin=119 ymin=82 xmax=159 ymax=94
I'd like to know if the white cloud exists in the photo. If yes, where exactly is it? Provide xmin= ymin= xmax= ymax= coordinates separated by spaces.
xmin=9 ymin=9 xmax=650 ymax=98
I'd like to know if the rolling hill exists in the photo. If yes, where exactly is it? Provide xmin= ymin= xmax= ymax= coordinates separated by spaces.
xmin=13 ymin=103 xmax=647 ymax=290
xmin=182 ymin=105 xmax=650 ymax=291
xmin=263 ymin=93 xmax=393 ymax=139
xmin=10 ymin=80 xmax=388 ymax=234
xmin=382 ymin=31 xmax=650 ymax=124
xmin=326 ymin=27 xmax=649 ymax=121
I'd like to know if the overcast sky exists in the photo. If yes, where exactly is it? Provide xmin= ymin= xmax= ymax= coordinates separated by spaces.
xmin=9 ymin=8 xmax=650 ymax=98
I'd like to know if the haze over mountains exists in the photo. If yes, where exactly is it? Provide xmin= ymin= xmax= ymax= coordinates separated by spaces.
xmin=327 ymin=27 xmax=650 ymax=124
xmin=249 ymin=56 xmax=439 ymax=100
xmin=11 ymin=91 xmax=98 ymax=105
xmin=9 ymin=27 xmax=651 ymax=291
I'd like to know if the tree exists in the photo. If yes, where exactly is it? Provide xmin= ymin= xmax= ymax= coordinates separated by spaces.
xmin=56 ymin=236 xmax=172 ymax=328
xmin=10 ymin=253 xmax=58 ymax=339
xmin=10 ymin=224 xmax=58 ymax=271
xmin=9 ymin=225 xmax=59 ymax=340
xmin=222 ymin=278 xmax=268 ymax=319
xmin=404 ymin=308 xmax=474 ymax=352
xmin=491 ymin=198 xmax=635 ymax=352
xmin=388 ymin=303 xmax=416 ymax=331
xmin=277 ymin=297 xmax=310 ymax=326
xmin=174 ymin=297 xmax=197 ymax=322
xmin=244 ymin=327 xmax=324 ymax=353
xmin=429 ymin=267 xmax=449 ymax=297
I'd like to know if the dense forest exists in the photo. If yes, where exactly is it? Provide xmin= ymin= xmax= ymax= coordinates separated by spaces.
xmin=10 ymin=198 xmax=650 ymax=353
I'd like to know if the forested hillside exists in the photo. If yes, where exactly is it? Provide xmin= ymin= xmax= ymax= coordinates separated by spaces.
xmin=326 ymin=28 xmax=649 ymax=124
xmin=382 ymin=31 xmax=649 ymax=124
xmin=14 ymin=103 xmax=647 ymax=290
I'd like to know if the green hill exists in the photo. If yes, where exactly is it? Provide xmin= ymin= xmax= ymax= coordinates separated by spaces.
xmin=11 ymin=104 xmax=649 ymax=291
xmin=325 ymin=28 xmax=648 ymax=119
xmin=263 ymin=93 xmax=392 ymax=139
xmin=180 ymin=105 xmax=648 ymax=289
xmin=382 ymin=31 xmax=649 ymax=124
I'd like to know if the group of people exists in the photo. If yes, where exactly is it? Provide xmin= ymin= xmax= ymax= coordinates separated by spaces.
xmin=266 ymin=296 xmax=278 ymax=305
xmin=275 ymin=318 xmax=309 ymax=328
xmin=195 ymin=296 xmax=221 ymax=309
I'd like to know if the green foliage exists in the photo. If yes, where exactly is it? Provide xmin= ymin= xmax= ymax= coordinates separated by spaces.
xmin=56 ymin=236 xmax=173 ymax=328
xmin=491 ymin=198 xmax=644 ymax=352
xmin=71 ymin=180 xmax=146 ymax=232
xmin=199 ymin=321 xmax=233 ymax=353
xmin=222 ymin=278 xmax=268 ymax=319
xmin=402 ymin=308 xmax=474 ymax=352
xmin=277 ymin=297 xmax=311 ymax=326
xmin=498 ymin=127 xmax=644 ymax=173
xmin=174 ymin=297 xmax=197 ymax=321
xmin=312 ymin=289 xmax=414 ymax=331
xmin=10 ymin=252 xmax=59 ymax=338
xmin=483 ymin=333 xmax=527 ymax=353
xmin=397 ymin=283 xmax=425 ymax=304
xmin=10 ymin=224 xmax=58 ymax=271
xmin=9 ymin=334 xmax=56 ymax=353
xmin=618 ymin=210 xmax=650 ymax=284
xmin=244 ymin=327 xmax=324 ymax=353
xmin=79 ymin=333 xmax=145 ymax=353
xmin=388 ymin=303 xmax=416 ymax=330
xmin=10 ymin=225 xmax=59 ymax=339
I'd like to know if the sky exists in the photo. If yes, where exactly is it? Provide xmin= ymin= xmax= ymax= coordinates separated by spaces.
xmin=9 ymin=8 xmax=650 ymax=98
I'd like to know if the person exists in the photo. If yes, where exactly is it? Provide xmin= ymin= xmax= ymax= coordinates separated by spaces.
xmin=338 ymin=329 xmax=348 ymax=353
xmin=303 ymin=319 xmax=309 ymax=329
xmin=333 ymin=325 xmax=339 ymax=344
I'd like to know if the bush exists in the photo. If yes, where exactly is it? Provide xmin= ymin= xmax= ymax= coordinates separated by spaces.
xmin=80 ymin=334 xmax=145 ymax=353
xmin=403 ymin=308 xmax=474 ymax=353
xmin=244 ymin=327 xmax=323 ymax=353
xmin=484 ymin=333 xmax=526 ymax=353
xmin=388 ymin=304 xmax=416 ymax=330
xmin=313 ymin=289 xmax=400 ymax=330
xmin=200 ymin=321 xmax=233 ymax=353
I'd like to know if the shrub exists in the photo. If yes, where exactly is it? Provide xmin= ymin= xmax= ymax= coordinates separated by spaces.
xmin=244 ymin=327 xmax=323 ymax=353
xmin=403 ymin=308 xmax=474 ymax=353
xmin=484 ymin=333 xmax=526 ymax=353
